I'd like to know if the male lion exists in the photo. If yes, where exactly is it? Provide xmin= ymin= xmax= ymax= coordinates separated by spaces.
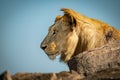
xmin=41 ymin=8 xmax=120 ymax=62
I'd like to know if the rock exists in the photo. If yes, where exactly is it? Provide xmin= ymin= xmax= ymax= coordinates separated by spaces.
xmin=11 ymin=71 xmax=83 ymax=80
xmin=68 ymin=39 xmax=120 ymax=79
xmin=0 ymin=70 xmax=12 ymax=80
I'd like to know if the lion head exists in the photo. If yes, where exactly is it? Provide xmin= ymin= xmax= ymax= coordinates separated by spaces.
xmin=40 ymin=8 xmax=80 ymax=62
xmin=40 ymin=8 xmax=120 ymax=62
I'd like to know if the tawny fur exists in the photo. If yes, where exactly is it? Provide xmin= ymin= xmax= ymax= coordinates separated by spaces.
xmin=41 ymin=8 xmax=120 ymax=62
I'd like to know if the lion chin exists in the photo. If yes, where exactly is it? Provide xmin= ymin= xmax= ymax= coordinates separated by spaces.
xmin=48 ymin=55 xmax=56 ymax=60
xmin=47 ymin=54 xmax=57 ymax=60
xmin=47 ymin=52 xmax=60 ymax=60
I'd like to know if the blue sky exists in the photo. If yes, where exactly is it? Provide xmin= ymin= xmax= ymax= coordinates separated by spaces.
xmin=0 ymin=0 xmax=120 ymax=74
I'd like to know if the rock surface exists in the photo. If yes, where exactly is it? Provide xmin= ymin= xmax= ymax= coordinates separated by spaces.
xmin=0 ymin=70 xmax=12 ymax=80
xmin=0 ymin=70 xmax=83 ymax=80
xmin=68 ymin=40 xmax=120 ymax=74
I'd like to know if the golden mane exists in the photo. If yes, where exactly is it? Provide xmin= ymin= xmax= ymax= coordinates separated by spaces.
xmin=61 ymin=8 xmax=120 ymax=56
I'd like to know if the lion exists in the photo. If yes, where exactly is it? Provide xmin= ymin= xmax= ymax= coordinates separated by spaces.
xmin=40 ymin=8 xmax=120 ymax=62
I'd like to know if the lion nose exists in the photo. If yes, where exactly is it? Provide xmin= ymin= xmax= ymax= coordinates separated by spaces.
xmin=41 ymin=44 xmax=47 ymax=50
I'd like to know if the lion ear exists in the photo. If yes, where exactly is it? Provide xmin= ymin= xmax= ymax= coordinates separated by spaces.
xmin=61 ymin=8 xmax=77 ymax=27
xmin=55 ymin=15 xmax=62 ymax=22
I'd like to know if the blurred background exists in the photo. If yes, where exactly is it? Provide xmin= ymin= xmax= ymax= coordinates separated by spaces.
xmin=0 ymin=0 xmax=120 ymax=74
